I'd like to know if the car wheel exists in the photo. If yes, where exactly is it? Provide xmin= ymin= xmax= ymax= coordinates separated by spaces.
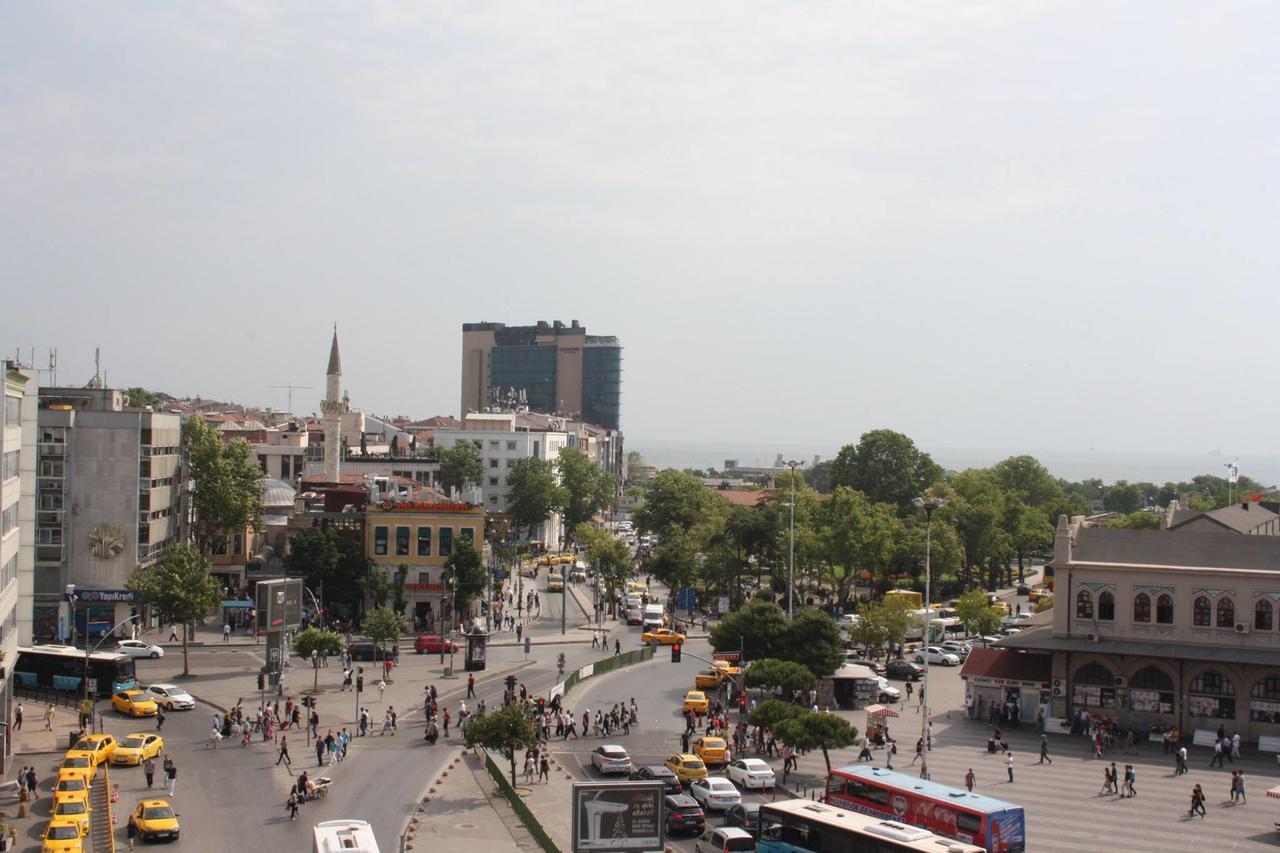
xmin=150 ymin=652 xmax=159 ymax=658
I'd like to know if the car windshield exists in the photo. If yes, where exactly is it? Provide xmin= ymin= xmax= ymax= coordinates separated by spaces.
xmin=70 ymin=741 xmax=97 ymax=751
xmin=56 ymin=802 xmax=86 ymax=815
xmin=685 ymin=759 xmax=704 ymax=769
xmin=48 ymin=826 xmax=81 ymax=840
xmin=143 ymin=806 xmax=175 ymax=819
xmin=124 ymin=693 xmax=145 ymax=701
xmin=58 ymin=781 xmax=85 ymax=791
xmin=63 ymin=757 xmax=89 ymax=767
xmin=602 ymin=749 xmax=626 ymax=758
xmin=120 ymin=738 xmax=145 ymax=748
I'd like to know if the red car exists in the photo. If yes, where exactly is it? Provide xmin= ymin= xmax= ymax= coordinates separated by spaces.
xmin=414 ymin=635 xmax=460 ymax=654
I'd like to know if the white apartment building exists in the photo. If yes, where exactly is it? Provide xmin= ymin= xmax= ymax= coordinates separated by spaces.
xmin=1 ymin=362 xmax=35 ymax=771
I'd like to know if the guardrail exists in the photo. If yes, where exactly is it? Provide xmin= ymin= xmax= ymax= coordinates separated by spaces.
xmin=552 ymin=644 xmax=654 ymax=699
xmin=482 ymin=750 xmax=558 ymax=853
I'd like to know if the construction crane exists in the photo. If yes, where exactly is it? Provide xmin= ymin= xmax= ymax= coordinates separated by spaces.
xmin=270 ymin=384 xmax=312 ymax=415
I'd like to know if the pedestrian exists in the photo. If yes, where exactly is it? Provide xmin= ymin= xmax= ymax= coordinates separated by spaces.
xmin=1006 ymin=752 xmax=1014 ymax=783
xmin=143 ymin=757 xmax=156 ymax=789
xmin=615 ymin=639 xmax=621 ymax=655
xmin=964 ymin=768 xmax=976 ymax=792
xmin=286 ymin=792 xmax=300 ymax=821
xmin=223 ymin=623 xmax=231 ymax=643
xmin=127 ymin=818 xmax=138 ymax=850
xmin=1232 ymin=732 xmax=1242 ymax=760
xmin=378 ymin=679 xmax=386 ymax=702
xmin=1037 ymin=735 xmax=1051 ymax=764
xmin=1124 ymin=764 xmax=1136 ymax=798
xmin=524 ymin=752 xmax=536 ymax=784
xmin=919 ymin=760 xmax=929 ymax=780
xmin=165 ymin=759 xmax=177 ymax=796
xmin=277 ymin=735 xmax=291 ymax=766
xmin=911 ymin=738 xmax=923 ymax=766
xmin=1098 ymin=765 xmax=1111 ymax=796
xmin=539 ymin=753 xmax=550 ymax=783
xmin=1230 ymin=771 xmax=1239 ymax=803
xmin=43 ymin=704 xmax=54 ymax=731
xmin=1189 ymin=783 xmax=1206 ymax=817
xmin=467 ymin=674 xmax=475 ymax=699
xmin=13 ymin=703 xmax=22 ymax=731
xmin=156 ymin=707 xmax=165 ymax=731
xmin=885 ymin=739 xmax=896 ymax=770
xmin=24 ymin=767 xmax=37 ymax=800
xmin=516 ymin=624 xmax=522 ymax=643
xmin=1238 ymin=770 xmax=1247 ymax=804
xmin=168 ymin=623 xmax=178 ymax=641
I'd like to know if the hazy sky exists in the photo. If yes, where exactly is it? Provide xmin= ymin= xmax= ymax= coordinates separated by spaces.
xmin=3 ymin=2 xmax=1277 ymax=459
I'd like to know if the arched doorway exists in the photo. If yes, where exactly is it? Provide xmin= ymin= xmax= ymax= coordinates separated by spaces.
xmin=1188 ymin=670 xmax=1236 ymax=721
xmin=1129 ymin=666 xmax=1175 ymax=715
xmin=1072 ymin=661 xmax=1116 ymax=711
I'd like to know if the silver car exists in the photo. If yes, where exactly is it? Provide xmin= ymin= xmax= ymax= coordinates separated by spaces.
xmin=591 ymin=744 xmax=632 ymax=775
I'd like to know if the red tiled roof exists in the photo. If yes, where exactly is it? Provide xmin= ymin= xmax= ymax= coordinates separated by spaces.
xmin=959 ymin=648 xmax=1052 ymax=684
xmin=713 ymin=489 xmax=767 ymax=507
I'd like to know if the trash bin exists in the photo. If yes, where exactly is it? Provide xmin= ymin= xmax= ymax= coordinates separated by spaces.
xmin=68 ymin=732 xmax=79 ymax=749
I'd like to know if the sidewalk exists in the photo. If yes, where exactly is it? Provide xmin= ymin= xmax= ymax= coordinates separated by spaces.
xmin=11 ymin=705 xmax=82 ymax=756
xmin=401 ymin=748 xmax=532 ymax=852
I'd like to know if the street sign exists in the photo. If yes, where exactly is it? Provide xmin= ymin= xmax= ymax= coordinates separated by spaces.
xmin=269 ymin=648 xmax=280 ymax=662
xmin=571 ymin=782 xmax=663 ymax=853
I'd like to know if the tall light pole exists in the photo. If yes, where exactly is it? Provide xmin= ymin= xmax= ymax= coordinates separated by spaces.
xmin=785 ymin=460 xmax=803 ymax=620
xmin=913 ymin=495 xmax=946 ymax=752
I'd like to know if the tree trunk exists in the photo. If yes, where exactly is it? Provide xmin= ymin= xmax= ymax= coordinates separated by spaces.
xmin=181 ymin=623 xmax=190 ymax=677
xmin=509 ymin=747 xmax=517 ymax=785
xmin=822 ymin=746 xmax=832 ymax=772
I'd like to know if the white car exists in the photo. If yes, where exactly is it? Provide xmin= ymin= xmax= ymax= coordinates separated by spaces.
xmin=688 ymin=776 xmax=741 ymax=811
xmin=116 ymin=640 xmax=164 ymax=659
xmin=725 ymin=758 xmax=775 ymax=790
xmin=875 ymin=677 xmax=901 ymax=703
xmin=1000 ymin=626 xmax=1023 ymax=636
xmin=145 ymin=684 xmax=195 ymax=710
xmin=590 ymin=744 xmax=632 ymax=776
xmin=940 ymin=641 xmax=971 ymax=659
xmin=912 ymin=646 xmax=960 ymax=666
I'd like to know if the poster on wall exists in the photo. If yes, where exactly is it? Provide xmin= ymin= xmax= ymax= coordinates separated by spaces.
xmin=1073 ymin=685 xmax=1100 ymax=707
xmin=1130 ymin=690 xmax=1160 ymax=712
xmin=1188 ymin=695 xmax=1219 ymax=717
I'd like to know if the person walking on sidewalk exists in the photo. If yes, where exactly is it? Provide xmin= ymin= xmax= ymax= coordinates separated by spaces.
xmin=1038 ymin=735 xmax=1052 ymax=764
xmin=911 ymin=738 xmax=923 ymax=766
xmin=964 ymin=768 xmax=976 ymax=792
xmin=1238 ymin=771 xmax=1247 ymax=804
xmin=43 ymin=704 xmax=54 ymax=731
xmin=1230 ymin=771 xmax=1240 ymax=803
xmin=276 ymin=735 xmax=291 ymax=766
xmin=1189 ymin=783 xmax=1206 ymax=817
xmin=13 ymin=703 xmax=22 ymax=732
xmin=168 ymin=623 xmax=178 ymax=642
xmin=164 ymin=758 xmax=177 ymax=796
xmin=223 ymin=623 xmax=231 ymax=643
xmin=1006 ymin=752 xmax=1014 ymax=783
xmin=538 ymin=753 xmax=550 ymax=783
xmin=143 ymin=757 xmax=156 ymax=789
xmin=1123 ymin=765 xmax=1136 ymax=798
xmin=467 ymin=674 xmax=475 ymax=698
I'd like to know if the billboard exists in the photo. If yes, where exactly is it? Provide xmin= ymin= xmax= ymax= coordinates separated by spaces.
xmin=255 ymin=579 xmax=303 ymax=631
xmin=571 ymin=782 xmax=663 ymax=853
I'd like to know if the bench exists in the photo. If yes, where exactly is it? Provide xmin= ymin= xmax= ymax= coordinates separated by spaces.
xmin=1192 ymin=729 xmax=1218 ymax=748
xmin=1257 ymin=735 xmax=1280 ymax=764
xmin=0 ymin=780 xmax=19 ymax=800
xmin=1043 ymin=717 xmax=1071 ymax=734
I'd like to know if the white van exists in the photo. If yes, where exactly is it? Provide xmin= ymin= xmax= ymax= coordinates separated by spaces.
xmin=642 ymin=604 xmax=666 ymax=630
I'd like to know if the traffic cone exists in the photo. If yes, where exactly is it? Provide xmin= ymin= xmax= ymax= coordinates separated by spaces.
xmin=111 ymin=783 xmax=120 ymax=803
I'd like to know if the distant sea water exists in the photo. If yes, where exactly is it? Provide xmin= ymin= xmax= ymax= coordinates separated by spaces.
xmin=629 ymin=440 xmax=1280 ymax=488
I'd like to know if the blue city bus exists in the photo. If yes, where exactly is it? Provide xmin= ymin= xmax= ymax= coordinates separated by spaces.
xmin=14 ymin=645 xmax=138 ymax=698
xmin=758 ymin=799 xmax=984 ymax=853
xmin=826 ymin=765 xmax=1025 ymax=853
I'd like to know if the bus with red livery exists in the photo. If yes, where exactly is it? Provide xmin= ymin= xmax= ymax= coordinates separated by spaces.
xmin=825 ymin=765 xmax=1025 ymax=853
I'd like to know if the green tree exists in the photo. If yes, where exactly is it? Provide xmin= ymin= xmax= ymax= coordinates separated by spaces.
xmin=124 ymin=387 xmax=160 ymax=408
xmin=1103 ymin=481 xmax=1143 ymax=514
xmin=944 ymin=470 xmax=1011 ymax=590
xmin=845 ymin=605 xmax=888 ymax=656
xmin=775 ymin=712 xmax=858 ymax=772
xmin=576 ymin=524 xmax=632 ymax=617
xmin=127 ymin=544 xmax=222 ymax=676
xmin=440 ymin=441 xmax=485 ymax=498
xmin=804 ymin=460 xmax=833 ymax=494
xmin=292 ymin=627 xmax=346 ymax=692
xmin=954 ymin=589 xmax=1004 ymax=637
xmin=557 ymin=447 xmax=616 ymax=539
xmin=464 ymin=702 xmax=541 ymax=784
xmin=829 ymin=430 xmax=943 ymax=516
xmin=818 ymin=487 xmax=901 ymax=603
xmin=1105 ymin=512 xmax=1163 ymax=530
xmin=285 ymin=527 xmax=339 ymax=602
xmin=507 ymin=458 xmax=567 ymax=539
xmin=444 ymin=540 xmax=486 ymax=616
xmin=366 ymin=570 xmax=390 ymax=609
xmin=747 ymin=698 xmax=802 ymax=733
xmin=634 ymin=469 xmax=711 ymax=535
xmin=877 ymin=596 xmax=919 ymax=657
xmin=992 ymin=455 xmax=1064 ymax=515
xmin=625 ymin=449 xmax=649 ymax=483
xmin=183 ymin=415 xmax=265 ymax=554
xmin=392 ymin=565 xmax=408 ymax=615
xmin=779 ymin=610 xmax=846 ymax=677
xmin=743 ymin=659 xmax=815 ymax=694
xmin=362 ymin=606 xmax=406 ymax=660
xmin=709 ymin=599 xmax=787 ymax=662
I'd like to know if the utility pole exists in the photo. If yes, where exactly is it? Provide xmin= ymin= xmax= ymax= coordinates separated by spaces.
xmin=913 ymin=495 xmax=946 ymax=755
xmin=270 ymin=384 xmax=313 ymax=415
xmin=785 ymin=461 xmax=803 ymax=619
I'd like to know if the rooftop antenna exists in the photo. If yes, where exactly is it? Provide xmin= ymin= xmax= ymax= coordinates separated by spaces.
xmin=271 ymin=384 xmax=313 ymax=414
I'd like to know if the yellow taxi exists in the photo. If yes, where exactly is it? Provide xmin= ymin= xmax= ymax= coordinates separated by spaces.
xmin=41 ymin=819 xmax=86 ymax=852
xmin=54 ymin=777 xmax=91 ymax=800
xmin=56 ymin=756 xmax=96 ymax=785
xmin=682 ymin=690 xmax=709 ymax=714
xmin=694 ymin=669 xmax=728 ymax=690
xmin=111 ymin=732 xmax=164 ymax=766
xmin=641 ymin=628 xmax=685 ymax=646
xmin=713 ymin=660 xmax=741 ymax=678
xmin=66 ymin=733 xmax=117 ymax=768
xmin=626 ymin=580 xmax=646 ymax=595
xmin=129 ymin=799 xmax=180 ymax=842
xmin=691 ymin=736 xmax=728 ymax=767
xmin=111 ymin=690 xmax=159 ymax=717
xmin=50 ymin=798 xmax=92 ymax=835
xmin=664 ymin=753 xmax=709 ymax=784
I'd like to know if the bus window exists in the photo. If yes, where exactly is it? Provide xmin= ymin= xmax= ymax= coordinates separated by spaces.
xmin=864 ymin=785 xmax=890 ymax=807
xmin=826 ymin=776 xmax=846 ymax=795
xmin=956 ymin=811 xmax=982 ymax=834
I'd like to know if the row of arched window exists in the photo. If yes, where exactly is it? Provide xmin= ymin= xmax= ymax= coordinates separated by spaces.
xmin=1075 ymin=663 xmax=1280 ymax=700
xmin=1075 ymin=589 xmax=1275 ymax=629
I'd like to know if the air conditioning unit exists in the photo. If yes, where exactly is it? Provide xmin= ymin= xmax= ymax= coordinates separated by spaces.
xmin=1235 ymin=622 xmax=1250 ymax=635
xmin=1086 ymin=632 xmax=1100 ymax=643
xmin=1114 ymin=675 xmax=1128 ymax=688
xmin=1051 ymin=678 xmax=1064 ymax=698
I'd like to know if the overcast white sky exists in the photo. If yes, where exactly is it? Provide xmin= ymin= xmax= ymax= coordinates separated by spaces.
xmin=3 ymin=2 xmax=1277 ymax=459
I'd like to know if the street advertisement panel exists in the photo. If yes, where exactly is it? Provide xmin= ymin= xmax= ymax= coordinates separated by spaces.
xmin=256 ymin=579 xmax=304 ymax=631
xmin=571 ymin=782 xmax=663 ymax=853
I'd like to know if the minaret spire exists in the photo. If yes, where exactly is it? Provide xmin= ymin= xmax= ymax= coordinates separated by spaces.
xmin=321 ymin=325 xmax=347 ymax=483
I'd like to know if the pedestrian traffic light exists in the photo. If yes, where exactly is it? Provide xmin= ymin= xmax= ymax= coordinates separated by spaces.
xmin=505 ymin=674 xmax=518 ymax=692
xmin=671 ymin=643 xmax=682 ymax=663
xmin=257 ymin=672 xmax=265 ymax=690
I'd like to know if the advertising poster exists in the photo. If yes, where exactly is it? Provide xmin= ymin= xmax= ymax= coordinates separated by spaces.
xmin=571 ymin=782 xmax=663 ymax=853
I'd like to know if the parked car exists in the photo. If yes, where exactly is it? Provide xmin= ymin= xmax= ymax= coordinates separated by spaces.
xmin=689 ymin=777 xmax=741 ymax=811
xmin=664 ymin=794 xmax=705 ymax=835
xmin=844 ymin=657 xmax=886 ymax=675
xmin=145 ymin=684 xmax=195 ymax=711
xmin=413 ymin=635 xmax=459 ymax=654
xmin=1015 ymin=584 xmax=1031 ymax=596
xmin=348 ymin=642 xmax=394 ymax=661
xmin=129 ymin=799 xmax=180 ymax=842
xmin=912 ymin=646 xmax=961 ymax=666
xmin=665 ymin=754 xmax=709 ymax=784
xmin=875 ymin=677 xmax=901 ymax=704
xmin=721 ymin=802 xmax=762 ymax=837
xmin=115 ymin=640 xmax=164 ymax=659
xmin=696 ymin=826 xmax=755 ymax=853
xmin=725 ymin=758 xmax=774 ymax=790
xmin=1000 ymin=626 xmax=1023 ymax=636
xmin=111 ymin=691 xmax=158 ymax=718
xmin=940 ymin=640 xmax=971 ymax=660
xmin=977 ymin=635 xmax=1003 ymax=646
xmin=631 ymin=764 xmax=682 ymax=794
xmin=590 ymin=745 xmax=632 ymax=776
xmin=885 ymin=660 xmax=923 ymax=681
xmin=66 ymin=734 xmax=117 ymax=769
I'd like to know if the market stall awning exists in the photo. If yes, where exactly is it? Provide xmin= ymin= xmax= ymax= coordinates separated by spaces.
xmin=865 ymin=704 xmax=899 ymax=718
xmin=1267 ymin=784 xmax=1280 ymax=800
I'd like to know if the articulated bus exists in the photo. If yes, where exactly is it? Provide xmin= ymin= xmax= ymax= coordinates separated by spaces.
xmin=14 ymin=645 xmax=138 ymax=698
xmin=758 ymin=799 xmax=984 ymax=853
xmin=825 ymin=765 xmax=1025 ymax=853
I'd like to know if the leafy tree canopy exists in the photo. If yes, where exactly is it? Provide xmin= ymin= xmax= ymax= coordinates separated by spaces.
xmin=829 ymin=430 xmax=943 ymax=516
xmin=127 ymin=543 xmax=222 ymax=676
xmin=1104 ymin=511 xmax=1163 ymax=530
xmin=743 ymin=659 xmax=815 ymax=694
xmin=709 ymin=599 xmax=788 ymax=663
xmin=292 ymin=626 xmax=345 ymax=658
xmin=464 ymin=703 xmax=541 ymax=784
xmin=747 ymin=698 xmax=802 ymax=732
xmin=444 ymin=540 xmax=487 ymax=613
xmin=557 ymin=447 xmax=616 ymax=537
xmin=954 ymin=589 xmax=1005 ymax=637
xmin=184 ymin=415 xmax=265 ymax=553
xmin=775 ymin=711 xmax=858 ymax=771
xmin=362 ymin=606 xmax=407 ymax=648
xmin=507 ymin=457 xmax=567 ymax=534
xmin=440 ymin=441 xmax=485 ymax=498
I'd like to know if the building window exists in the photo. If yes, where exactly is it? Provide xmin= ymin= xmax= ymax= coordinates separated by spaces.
xmin=1251 ymin=677 xmax=1280 ymax=723
xmin=1 ymin=450 xmax=18 ymax=482
xmin=1129 ymin=666 xmax=1175 ymax=714
xmin=395 ymin=526 xmax=411 ymax=557
xmin=489 ymin=458 xmax=499 ymax=468
xmin=1071 ymin=662 xmax=1115 ymax=709
xmin=232 ymin=534 xmax=243 ymax=556
xmin=489 ymin=441 xmax=499 ymax=449
xmin=418 ymin=572 xmax=431 ymax=584
xmin=1133 ymin=593 xmax=1151 ymax=623
xmin=374 ymin=526 xmax=388 ymax=556
xmin=1193 ymin=596 xmax=1211 ymax=627
xmin=1076 ymin=589 xmax=1093 ymax=620
xmin=1257 ymin=600 xmax=1274 ymax=631
xmin=460 ymin=528 xmax=474 ymax=545
xmin=1156 ymin=594 xmax=1174 ymax=624
xmin=489 ymin=478 xmax=498 ymax=487
xmin=489 ymin=496 xmax=498 ymax=505
xmin=1216 ymin=597 xmax=1235 ymax=628
xmin=1188 ymin=670 xmax=1236 ymax=719
xmin=507 ymin=441 xmax=516 ymax=451
xmin=1098 ymin=591 xmax=1115 ymax=621
xmin=3 ymin=396 xmax=20 ymax=426
xmin=439 ymin=527 xmax=453 ymax=557
xmin=506 ymin=459 xmax=515 ymax=469
xmin=417 ymin=527 xmax=432 ymax=557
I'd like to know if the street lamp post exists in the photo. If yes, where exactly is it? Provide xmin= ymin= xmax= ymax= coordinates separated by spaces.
xmin=913 ymin=495 xmax=946 ymax=754
xmin=785 ymin=460 xmax=803 ymax=620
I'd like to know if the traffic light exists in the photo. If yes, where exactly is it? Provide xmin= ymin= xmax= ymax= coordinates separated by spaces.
xmin=257 ymin=671 xmax=265 ymax=690
xmin=505 ymin=674 xmax=518 ymax=692
xmin=671 ymin=643 xmax=682 ymax=663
